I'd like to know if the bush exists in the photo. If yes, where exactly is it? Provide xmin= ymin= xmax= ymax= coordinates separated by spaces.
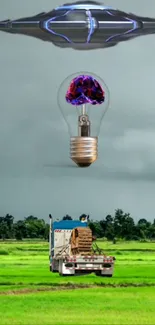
xmin=97 ymin=237 xmax=107 ymax=241
xmin=139 ymin=239 xmax=149 ymax=243
xmin=0 ymin=249 xmax=9 ymax=255
xmin=116 ymin=251 xmax=122 ymax=255
xmin=131 ymin=235 xmax=140 ymax=241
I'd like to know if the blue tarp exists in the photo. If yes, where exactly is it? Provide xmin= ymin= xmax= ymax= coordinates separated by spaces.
xmin=53 ymin=220 xmax=87 ymax=230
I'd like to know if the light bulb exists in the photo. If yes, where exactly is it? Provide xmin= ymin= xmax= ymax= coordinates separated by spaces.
xmin=57 ymin=71 xmax=110 ymax=168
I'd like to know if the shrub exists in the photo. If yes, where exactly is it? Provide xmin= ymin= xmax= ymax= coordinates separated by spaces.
xmin=0 ymin=249 xmax=9 ymax=255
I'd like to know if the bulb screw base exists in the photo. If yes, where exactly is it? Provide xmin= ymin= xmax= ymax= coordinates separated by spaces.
xmin=70 ymin=136 xmax=98 ymax=167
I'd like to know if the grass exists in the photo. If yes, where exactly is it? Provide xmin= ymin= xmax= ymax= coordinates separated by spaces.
xmin=0 ymin=257 xmax=155 ymax=287
xmin=0 ymin=240 xmax=155 ymax=324
xmin=1 ymin=287 xmax=155 ymax=325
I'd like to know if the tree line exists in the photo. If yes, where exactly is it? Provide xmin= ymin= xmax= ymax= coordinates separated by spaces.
xmin=0 ymin=209 xmax=155 ymax=241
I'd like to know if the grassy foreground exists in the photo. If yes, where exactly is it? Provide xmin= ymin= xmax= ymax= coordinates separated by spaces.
xmin=0 ymin=287 xmax=155 ymax=325
xmin=0 ymin=240 xmax=155 ymax=324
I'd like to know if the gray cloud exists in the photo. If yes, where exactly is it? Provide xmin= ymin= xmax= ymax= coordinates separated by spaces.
xmin=0 ymin=0 xmax=155 ymax=220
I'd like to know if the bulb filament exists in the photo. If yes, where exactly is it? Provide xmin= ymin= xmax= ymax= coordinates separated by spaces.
xmin=78 ymin=104 xmax=91 ymax=137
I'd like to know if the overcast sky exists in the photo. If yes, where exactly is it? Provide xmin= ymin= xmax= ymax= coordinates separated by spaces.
xmin=1 ymin=0 xmax=155 ymax=221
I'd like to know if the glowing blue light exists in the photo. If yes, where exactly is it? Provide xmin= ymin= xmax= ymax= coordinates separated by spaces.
xmin=122 ymin=17 xmax=138 ymax=36
xmin=44 ymin=8 xmax=96 ymax=44
xmin=44 ymin=6 xmax=139 ymax=45
xmin=44 ymin=10 xmax=74 ymax=43
xmin=55 ymin=4 xmax=113 ymax=11
xmin=86 ymin=10 xmax=95 ymax=43
xmin=105 ymin=10 xmax=139 ymax=43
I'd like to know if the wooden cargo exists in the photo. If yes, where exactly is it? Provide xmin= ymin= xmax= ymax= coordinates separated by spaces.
xmin=70 ymin=227 xmax=92 ymax=255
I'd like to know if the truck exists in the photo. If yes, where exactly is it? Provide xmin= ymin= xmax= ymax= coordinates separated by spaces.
xmin=49 ymin=215 xmax=115 ymax=276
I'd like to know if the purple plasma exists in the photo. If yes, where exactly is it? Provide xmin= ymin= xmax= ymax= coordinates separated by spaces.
xmin=65 ymin=75 xmax=105 ymax=105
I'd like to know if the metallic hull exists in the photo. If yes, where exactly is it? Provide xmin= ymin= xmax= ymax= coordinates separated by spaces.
xmin=0 ymin=1 xmax=155 ymax=50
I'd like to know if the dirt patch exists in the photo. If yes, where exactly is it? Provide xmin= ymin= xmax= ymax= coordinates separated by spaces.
xmin=0 ymin=283 xmax=155 ymax=295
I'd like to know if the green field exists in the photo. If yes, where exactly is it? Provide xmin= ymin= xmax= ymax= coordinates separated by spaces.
xmin=0 ymin=241 xmax=155 ymax=324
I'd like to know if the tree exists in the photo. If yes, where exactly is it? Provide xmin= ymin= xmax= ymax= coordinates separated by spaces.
xmin=0 ymin=215 xmax=14 ymax=239
xmin=62 ymin=215 xmax=72 ymax=220
xmin=138 ymin=219 xmax=150 ymax=226
xmin=147 ymin=225 xmax=155 ymax=239
xmin=114 ymin=209 xmax=125 ymax=238
xmin=14 ymin=220 xmax=27 ymax=240
xmin=4 ymin=214 xmax=14 ymax=229
xmin=136 ymin=219 xmax=151 ymax=240
xmin=0 ymin=221 xmax=9 ymax=240
xmin=0 ymin=210 xmax=155 ymax=241
xmin=100 ymin=215 xmax=115 ymax=240
xmin=24 ymin=216 xmax=47 ymax=238
xmin=114 ymin=209 xmax=135 ymax=240
xmin=44 ymin=224 xmax=49 ymax=241
xmin=100 ymin=219 xmax=107 ymax=235
xmin=88 ymin=221 xmax=96 ymax=235
xmin=25 ymin=215 xmax=38 ymax=221
xmin=89 ymin=221 xmax=104 ymax=238
xmin=121 ymin=215 xmax=135 ymax=240
xmin=105 ymin=215 xmax=113 ymax=223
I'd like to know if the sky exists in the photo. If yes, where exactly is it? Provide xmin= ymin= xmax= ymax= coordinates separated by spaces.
xmin=0 ymin=0 xmax=155 ymax=222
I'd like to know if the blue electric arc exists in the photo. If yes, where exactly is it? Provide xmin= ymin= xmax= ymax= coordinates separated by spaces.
xmin=0 ymin=1 xmax=154 ymax=50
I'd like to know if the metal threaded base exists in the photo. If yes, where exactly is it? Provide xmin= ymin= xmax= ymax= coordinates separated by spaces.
xmin=70 ymin=137 xmax=98 ymax=167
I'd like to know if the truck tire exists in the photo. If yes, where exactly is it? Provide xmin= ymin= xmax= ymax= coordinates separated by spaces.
xmin=59 ymin=273 xmax=74 ymax=276
xmin=50 ymin=265 xmax=58 ymax=272
xmin=95 ymin=271 xmax=112 ymax=277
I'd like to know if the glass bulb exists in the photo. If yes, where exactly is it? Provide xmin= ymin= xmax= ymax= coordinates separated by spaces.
xmin=57 ymin=71 xmax=110 ymax=167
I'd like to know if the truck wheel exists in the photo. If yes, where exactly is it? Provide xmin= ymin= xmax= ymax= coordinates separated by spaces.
xmin=100 ymin=274 xmax=112 ymax=277
xmin=59 ymin=273 xmax=74 ymax=276
xmin=95 ymin=272 xmax=112 ymax=277
xmin=50 ymin=265 xmax=58 ymax=272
